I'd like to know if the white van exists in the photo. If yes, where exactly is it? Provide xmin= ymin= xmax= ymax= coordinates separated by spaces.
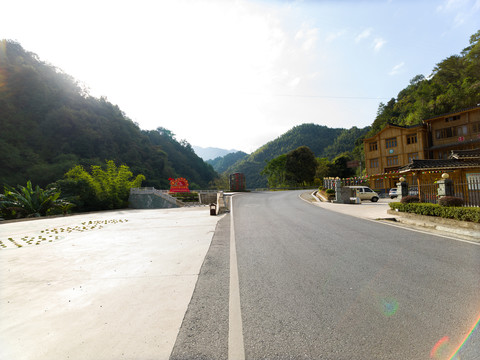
xmin=348 ymin=186 xmax=379 ymax=202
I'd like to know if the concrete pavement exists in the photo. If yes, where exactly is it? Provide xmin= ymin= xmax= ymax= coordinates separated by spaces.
xmin=303 ymin=191 xmax=480 ymax=243
xmin=1 ymin=191 xmax=477 ymax=360
xmin=305 ymin=191 xmax=398 ymax=220
xmin=0 ymin=207 xmax=222 ymax=360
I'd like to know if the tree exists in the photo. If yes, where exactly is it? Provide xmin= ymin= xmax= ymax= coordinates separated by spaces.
xmin=261 ymin=154 xmax=287 ymax=188
xmin=285 ymin=146 xmax=316 ymax=186
xmin=315 ymin=157 xmax=331 ymax=180
xmin=328 ymin=154 xmax=356 ymax=179
xmin=62 ymin=160 xmax=145 ymax=210
xmin=0 ymin=181 xmax=70 ymax=219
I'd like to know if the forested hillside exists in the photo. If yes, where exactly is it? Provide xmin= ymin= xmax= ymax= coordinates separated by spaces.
xmin=369 ymin=30 xmax=480 ymax=135
xmin=225 ymin=124 xmax=368 ymax=188
xmin=207 ymin=151 xmax=248 ymax=173
xmin=0 ymin=40 xmax=216 ymax=189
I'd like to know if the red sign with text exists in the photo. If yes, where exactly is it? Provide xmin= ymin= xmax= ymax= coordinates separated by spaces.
xmin=169 ymin=177 xmax=190 ymax=193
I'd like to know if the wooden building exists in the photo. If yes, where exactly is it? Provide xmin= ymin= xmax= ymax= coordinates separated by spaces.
xmin=364 ymin=105 xmax=480 ymax=193
xmin=425 ymin=106 xmax=480 ymax=159
xmin=363 ymin=123 xmax=428 ymax=192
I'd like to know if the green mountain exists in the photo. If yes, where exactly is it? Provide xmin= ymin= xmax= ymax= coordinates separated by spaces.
xmin=224 ymin=124 xmax=369 ymax=188
xmin=369 ymin=30 xmax=480 ymax=136
xmin=207 ymin=151 xmax=249 ymax=173
xmin=0 ymin=40 xmax=216 ymax=189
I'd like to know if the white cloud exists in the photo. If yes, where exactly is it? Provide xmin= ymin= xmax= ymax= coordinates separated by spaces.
xmin=325 ymin=29 xmax=347 ymax=43
xmin=389 ymin=62 xmax=405 ymax=75
xmin=437 ymin=0 xmax=466 ymax=12
xmin=289 ymin=77 xmax=301 ymax=88
xmin=373 ymin=37 xmax=386 ymax=52
xmin=355 ymin=28 xmax=372 ymax=43
xmin=295 ymin=26 xmax=318 ymax=51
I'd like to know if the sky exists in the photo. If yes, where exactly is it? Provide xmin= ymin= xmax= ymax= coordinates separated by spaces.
xmin=1 ymin=0 xmax=479 ymax=153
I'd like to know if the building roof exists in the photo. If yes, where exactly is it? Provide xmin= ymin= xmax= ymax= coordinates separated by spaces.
xmin=363 ymin=122 xmax=425 ymax=142
xmin=398 ymin=158 xmax=480 ymax=172
xmin=449 ymin=148 xmax=480 ymax=159
xmin=423 ymin=105 xmax=480 ymax=123
xmin=429 ymin=137 xmax=480 ymax=151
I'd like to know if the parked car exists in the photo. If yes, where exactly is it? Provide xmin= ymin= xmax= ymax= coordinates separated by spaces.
xmin=348 ymin=186 xmax=379 ymax=202
xmin=389 ymin=188 xmax=398 ymax=199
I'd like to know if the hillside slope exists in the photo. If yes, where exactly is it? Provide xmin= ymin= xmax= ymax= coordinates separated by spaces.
xmin=0 ymin=40 xmax=216 ymax=189
xmin=207 ymin=151 xmax=248 ymax=173
xmin=225 ymin=124 xmax=368 ymax=188
xmin=369 ymin=30 xmax=480 ymax=136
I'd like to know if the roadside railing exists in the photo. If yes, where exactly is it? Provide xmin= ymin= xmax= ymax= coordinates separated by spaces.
xmin=407 ymin=179 xmax=480 ymax=207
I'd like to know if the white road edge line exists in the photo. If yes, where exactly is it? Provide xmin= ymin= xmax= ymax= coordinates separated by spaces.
xmin=299 ymin=192 xmax=480 ymax=247
xmin=228 ymin=197 xmax=246 ymax=360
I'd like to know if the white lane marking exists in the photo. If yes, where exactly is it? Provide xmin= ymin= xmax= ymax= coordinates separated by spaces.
xmin=228 ymin=197 xmax=245 ymax=360
xmin=372 ymin=218 xmax=480 ymax=246
xmin=299 ymin=193 xmax=480 ymax=246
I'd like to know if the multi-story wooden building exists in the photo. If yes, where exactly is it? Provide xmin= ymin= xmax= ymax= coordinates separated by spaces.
xmin=425 ymin=106 xmax=480 ymax=159
xmin=364 ymin=105 xmax=480 ymax=192
xmin=363 ymin=123 xmax=428 ymax=191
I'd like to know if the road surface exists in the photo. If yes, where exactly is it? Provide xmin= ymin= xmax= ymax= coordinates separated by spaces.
xmin=171 ymin=191 xmax=480 ymax=360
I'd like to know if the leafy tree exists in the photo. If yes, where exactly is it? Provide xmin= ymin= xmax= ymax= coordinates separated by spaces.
xmin=0 ymin=181 xmax=70 ymax=219
xmin=61 ymin=160 xmax=145 ymax=210
xmin=327 ymin=153 xmax=356 ymax=179
xmin=315 ymin=157 xmax=332 ymax=180
xmin=285 ymin=146 xmax=316 ymax=186
xmin=261 ymin=154 xmax=287 ymax=188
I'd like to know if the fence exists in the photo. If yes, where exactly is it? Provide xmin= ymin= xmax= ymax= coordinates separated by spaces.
xmin=323 ymin=177 xmax=368 ymax=190
xmin=408 ymin=179 xmax=480 ymax=207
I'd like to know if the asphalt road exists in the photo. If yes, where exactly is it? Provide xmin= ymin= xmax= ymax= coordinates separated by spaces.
xmin=171 ymin=191 xmax=480 ymax=360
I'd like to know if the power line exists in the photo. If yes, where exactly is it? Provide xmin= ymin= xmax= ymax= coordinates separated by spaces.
xmin=271 ymin=93 xmax=389 ymax=100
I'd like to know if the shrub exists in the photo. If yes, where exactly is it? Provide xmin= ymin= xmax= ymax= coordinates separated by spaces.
xmin=170 ymin=192 xmax=199 ymax=202
xmin=326 ymin=189 xmax=335 ymax=195
xmin=318 ymin=186 xmax=324 ymax=191
xmin=438 ymin=196 xmax=464 ymax=207
xmin=389 ymin=202 xmax=480 ymax=223
xmin=400 ymin=195 xmax=419 ymax=204
xmin=0 ymin=181 xmax=71 ymax=219
xmin=62 ymin=160 xmax=145 ymax=211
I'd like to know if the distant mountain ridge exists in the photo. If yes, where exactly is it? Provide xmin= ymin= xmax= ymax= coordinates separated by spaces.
xmin=207 ymin=151 xmax=248 ymax=173
xmin=192 ymin=146 xmax=239 ymax=161
xmin=223 ymin=124 xmax=370 ymax=188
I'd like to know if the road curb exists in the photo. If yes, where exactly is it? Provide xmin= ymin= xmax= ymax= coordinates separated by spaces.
xmin=387 ymin=209 xmax=480 ymax=243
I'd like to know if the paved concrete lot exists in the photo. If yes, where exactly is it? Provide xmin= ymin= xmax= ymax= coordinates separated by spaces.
xmin=0 ymin=207 xmax=221 ymax=360
xmin=305 ymin=192 xmax=398 ymax=220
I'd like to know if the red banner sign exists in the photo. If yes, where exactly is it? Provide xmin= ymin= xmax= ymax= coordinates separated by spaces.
xmin=169 ymin=177 xmax=190 ymax=193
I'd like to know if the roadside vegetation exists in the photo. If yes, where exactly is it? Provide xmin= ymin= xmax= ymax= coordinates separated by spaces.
xmin=261 ymin=145 xmax=358 ymax=188
xmin=389 ymin=201 xmax=480 ymax=223
xmin=0 ymin=160 xmax=144 ymax=220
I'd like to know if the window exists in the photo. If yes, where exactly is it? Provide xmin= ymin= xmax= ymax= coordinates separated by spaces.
xmin=473 ymin=122 xmax=480 ymax=134
xmin=436 ymin=127 xmax=454 ymax=139
xmin=456 ymin=125 xmax=468 ymax=136
xmin=408 ymin=152 xmax=418 ymax=162
xmin=387 ymin=155 xmax=398 ymax=166
xmin=370 ymin=158 xmax=379 ymax=168
xmin=386 ymin=137 xmax=397 ymax=148
xmin=406 ymin=134 xmax=417 ymax=144
xmin=445 ymin=115 xmax=460 ymax=122
xmin=369 ymin=142 xmax=378 ymax=151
